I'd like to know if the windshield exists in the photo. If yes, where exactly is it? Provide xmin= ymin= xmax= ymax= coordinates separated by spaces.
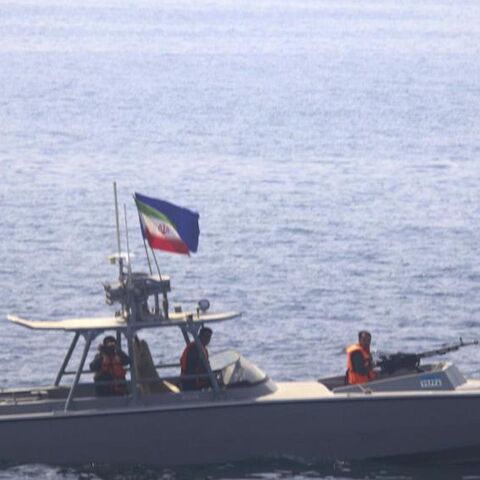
xmin=210 ymin=350 xmax=267 ymax=387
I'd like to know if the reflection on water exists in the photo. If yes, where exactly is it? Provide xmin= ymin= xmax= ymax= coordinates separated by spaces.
xmin=3 ymin=458 xmax=480 ymax=480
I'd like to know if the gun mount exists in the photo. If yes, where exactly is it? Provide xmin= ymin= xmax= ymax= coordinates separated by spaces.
xmin=375 ymin=352 xmax=420 ymax=374
xmin=376 ymin=338 xmax=479 ymax=375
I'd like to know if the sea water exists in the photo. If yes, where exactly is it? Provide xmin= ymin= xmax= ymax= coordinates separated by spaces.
xmin=1 ymin=0 xmax=480 ymax=478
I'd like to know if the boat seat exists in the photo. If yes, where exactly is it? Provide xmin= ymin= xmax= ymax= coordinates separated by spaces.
xmin=133 ymin=336 xmax=179 ymax=394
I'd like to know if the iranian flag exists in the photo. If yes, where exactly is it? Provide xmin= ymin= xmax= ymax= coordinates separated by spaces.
xmin=134 ymin=193 xmax=200 ymax=255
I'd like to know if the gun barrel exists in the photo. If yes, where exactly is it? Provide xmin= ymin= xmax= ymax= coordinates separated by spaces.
xmin=417 ymin=339 xmax=478 ymax=359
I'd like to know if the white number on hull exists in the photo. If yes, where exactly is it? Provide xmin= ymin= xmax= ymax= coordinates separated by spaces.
xmin=420 ymin=378 xmax=443 ymax=388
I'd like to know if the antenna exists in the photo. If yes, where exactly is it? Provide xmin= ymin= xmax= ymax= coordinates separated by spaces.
xmin=113 ymin=182 xmax=123 ymax=277
xmin=123 ymin=203 xmax=133 ymax=278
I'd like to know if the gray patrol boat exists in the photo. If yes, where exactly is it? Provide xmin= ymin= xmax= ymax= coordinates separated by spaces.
xmin=2 ymin=209 xmax=480 ymax=466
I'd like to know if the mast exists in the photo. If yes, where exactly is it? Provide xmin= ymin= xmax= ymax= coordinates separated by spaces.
xmin=123 ymin=202 xmax=139 ymax=402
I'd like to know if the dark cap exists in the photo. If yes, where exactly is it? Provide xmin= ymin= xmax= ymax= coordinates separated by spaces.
xmin=199 ymin=327 xmax=212 ymax=337
xmin=358 ymin=330 xmax=372 ymax=341
xmin=103 ymin=335 xmax=117 ymax=345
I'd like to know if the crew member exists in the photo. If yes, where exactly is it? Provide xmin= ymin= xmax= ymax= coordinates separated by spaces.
xmin=90 ymin=336 xmax=131 ymax=396
xmin=346 ymin=330 xmax=376 ymax=385
xmin=180 ymin=327 xmax=212 ymax=391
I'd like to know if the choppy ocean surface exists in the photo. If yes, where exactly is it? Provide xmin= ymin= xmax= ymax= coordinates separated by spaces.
xmin=1 ymin=0 xmax=480 ymax=478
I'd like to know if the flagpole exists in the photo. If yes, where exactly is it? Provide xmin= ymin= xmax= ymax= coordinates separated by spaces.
xmin=137 ymin=211 xmax=153 ymax=275
xmin=150 ymin=247 xmax=169 ymax=320
xmin=151 ymin=248 xmax=163 ymax=281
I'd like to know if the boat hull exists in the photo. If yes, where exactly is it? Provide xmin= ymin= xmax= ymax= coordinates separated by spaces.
xmin=1 ymin=392 xmax=480 ymax=466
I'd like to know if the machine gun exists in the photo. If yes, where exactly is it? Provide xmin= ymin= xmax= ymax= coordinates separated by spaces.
xmin=375 ymin=338 xmax=479 ymax=375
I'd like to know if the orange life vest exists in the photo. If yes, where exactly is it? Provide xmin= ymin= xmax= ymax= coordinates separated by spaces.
xmin=346 ymin=343 xmax=376 ymax=385
xmin=180 ymin=342 xmax=209 ymax=388
xmin=101 ymin=354 xmax=127 ymax=393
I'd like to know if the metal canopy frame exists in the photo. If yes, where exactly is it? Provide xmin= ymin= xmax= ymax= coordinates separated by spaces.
xmin=56 ymin=317 xmax=223 ymax=411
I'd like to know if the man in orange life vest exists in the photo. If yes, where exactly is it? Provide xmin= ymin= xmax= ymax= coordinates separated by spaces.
xmin=346 ymin=330 xmax=377 ymax=385
xmin=180 ymin=327 xmax=212 ymax=391
xmin=90 ymin=336 xmax=131 ymax=396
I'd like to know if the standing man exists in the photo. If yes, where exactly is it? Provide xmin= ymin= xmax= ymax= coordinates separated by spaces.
xmin=346 ymin=330 xmax=377 ymax=385
xmin=180 ymin=327 xmax=213 ymax=390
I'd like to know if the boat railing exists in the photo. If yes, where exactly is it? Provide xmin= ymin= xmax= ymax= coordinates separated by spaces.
xmin=61 ymin=362 xmax=182 ymax=377
xmin=0 ymin=389 xmax=51 ymax=405
xmin=57 ymin=371 xmax=219 ymax=395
